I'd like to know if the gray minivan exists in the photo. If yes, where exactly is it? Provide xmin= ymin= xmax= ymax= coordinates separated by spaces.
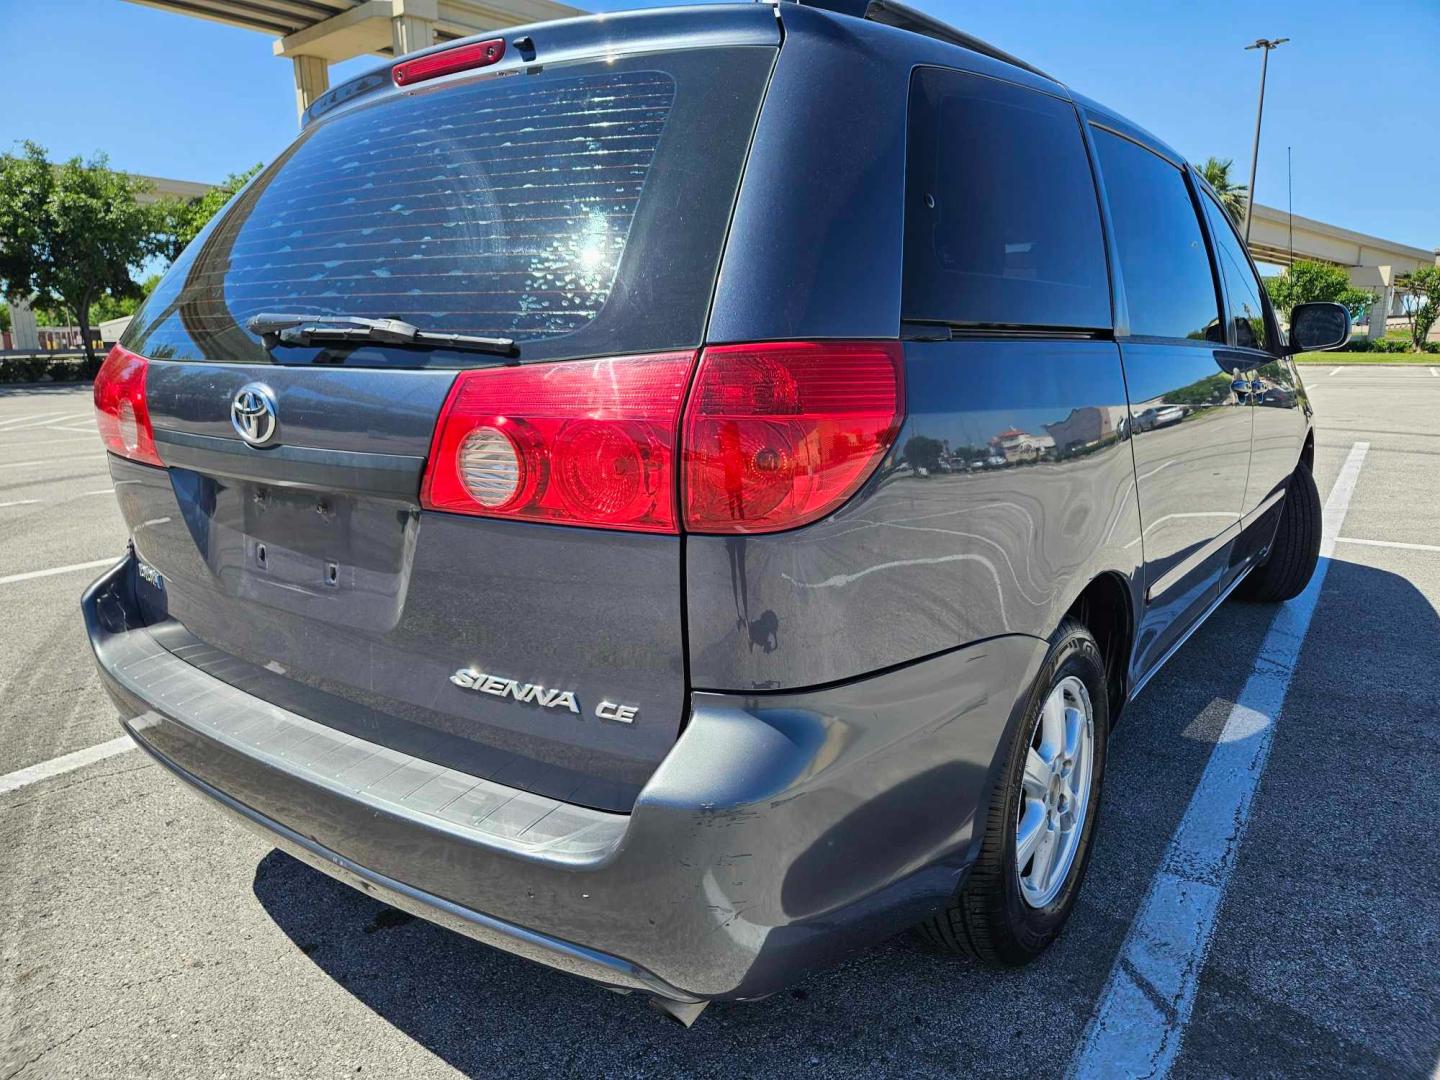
xmin=84 ymin=0 xmax=1350 ymax=1023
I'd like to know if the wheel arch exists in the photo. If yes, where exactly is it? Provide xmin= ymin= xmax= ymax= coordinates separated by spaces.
xmin=1299 ymin=428 xmax=1315 ymax=474
xmin=1063 ymin=571 xmax=1136 ymax=724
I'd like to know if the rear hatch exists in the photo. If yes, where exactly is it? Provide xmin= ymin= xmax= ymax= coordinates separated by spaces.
xmin=109 ymin=23 xmax=777 ymax=811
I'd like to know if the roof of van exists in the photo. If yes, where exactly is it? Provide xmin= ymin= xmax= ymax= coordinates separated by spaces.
xmin=780 ymin=0 xmax=1055 ymax=81
xmin=790 ymin=0 xmax=1190 ymax=166
xmin=306 ymin=0 xmax=1188 ymax=171
xmin=1068 ymin=91 xmax=1188 ymax=169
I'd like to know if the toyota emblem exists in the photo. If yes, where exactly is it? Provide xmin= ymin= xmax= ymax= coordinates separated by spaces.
xmin=231 ymin=383 xmax=278 ymax=447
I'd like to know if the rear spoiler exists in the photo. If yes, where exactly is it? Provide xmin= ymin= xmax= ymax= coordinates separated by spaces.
xmin=303 ymin=4 xmax=781 ymax=127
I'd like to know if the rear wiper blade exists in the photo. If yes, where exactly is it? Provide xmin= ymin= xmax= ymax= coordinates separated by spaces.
xmin=248 ymin=313 xmax=517 ymax=358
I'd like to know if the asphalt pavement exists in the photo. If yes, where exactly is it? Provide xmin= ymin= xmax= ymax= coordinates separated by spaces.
xmin=0 ymin=366 xmax=1436 ymax=1078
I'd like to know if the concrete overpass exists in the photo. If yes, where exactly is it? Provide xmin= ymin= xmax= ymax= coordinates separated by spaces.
xmin=1249 ymin=201 xmax=1440 ymax=339
xmin=123 ymin=0 xmax=581 ymax=118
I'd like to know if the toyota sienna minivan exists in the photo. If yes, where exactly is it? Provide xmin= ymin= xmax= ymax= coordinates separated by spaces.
xmin=84 ymin=0 xmax=1351 ymax=1024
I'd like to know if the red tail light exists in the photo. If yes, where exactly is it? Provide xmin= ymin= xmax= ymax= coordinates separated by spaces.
xmin=420 ymin=342 xmax=904 ymax=536
xmin=393 ymin=39 xmax=505 ymax=87
xmin=682 ymin=341 xmax=903 ymax=534
xmin=94 ymin=345 xmax=164 ymax=467
xmin=420 ymin=352 xmax=696 ymax=534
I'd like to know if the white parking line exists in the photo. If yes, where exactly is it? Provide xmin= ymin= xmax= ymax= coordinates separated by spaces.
xmin=0 ymin=411 xmax=88 ymax=432
xmin=0 ymin=434 xmax=95 ymax=447
xmin=1337 ymin=535 xmax=1440 ymax=553
xmin=0 ymin=453 xmax=102 ymax=471
xmin=0 ymin=500 xmax=42 ymax=508
xmin=1329 ymin=366 xmax=1342 ymax=376
xmin=1070 ymin=441 xmax=1369 ymax=1080
xmin=0 ymin=557 xmax=117 ymax=587
xmin=0 ymin=735 xmax=137 ymax=797
xmin=1430 ymin=367 xmax=1438 ymax=378
xmin=0 ymin=411 xmax=65 ymax=430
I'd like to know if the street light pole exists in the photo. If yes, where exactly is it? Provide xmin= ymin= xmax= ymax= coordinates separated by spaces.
xmin=1243 ymin=37 xmax=1288 ymax=244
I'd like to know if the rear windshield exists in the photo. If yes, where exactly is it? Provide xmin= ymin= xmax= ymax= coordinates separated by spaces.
xmin=124 ymin=47 xmax=774 ymax=366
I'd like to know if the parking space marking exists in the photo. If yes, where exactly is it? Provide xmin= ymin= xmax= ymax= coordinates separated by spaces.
xmin=1430 ymin=367 xmax=1438 ymax=377
xmin=0 ymin=557 xmax=117 ymax=587
xmin=0 ymin=453 xmax=104 ymax=471
xmin=0 ymin=735 xmax=137 ymax=797
xmin=0 ymin=500 xmax=42 ymax=508
xmin=0 ymin=411 xmax=67 ymax=430
xmin=1069 ymin=441 xmax=1369 ymax=1080
xmin=0 ymin=434 xmax=96 ymax=447
xmin=1337 ymin=536 xmax=1440 ymax=553
xmin=0 ymin=412 xmax=89 ymax=432
xmin=1329 ymin=366 xmax=1342 ymax=376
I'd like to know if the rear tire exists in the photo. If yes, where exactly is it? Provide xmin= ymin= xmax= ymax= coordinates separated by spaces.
xmin=1237 ymin=462 xmax=1321 ymax=603
xmin=918 ymin=617 xmax=1109 ymax=966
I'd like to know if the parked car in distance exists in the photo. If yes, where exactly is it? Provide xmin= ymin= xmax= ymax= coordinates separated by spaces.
xmin=1136 ymin=404 xmax=1186 ymax=431
xmin=83 ymin=0 xmax=1352 ymax=1025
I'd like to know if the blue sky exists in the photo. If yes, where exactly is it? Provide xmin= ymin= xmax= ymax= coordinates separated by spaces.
xmin=3 ymin=0 xmax=1436 ymax=250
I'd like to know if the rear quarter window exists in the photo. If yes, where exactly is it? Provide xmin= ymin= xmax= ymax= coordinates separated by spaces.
xmin=903 ymin=67 xmax=1111 ymax=331
xmin=124 ymin=47 xmax=775 ymax=367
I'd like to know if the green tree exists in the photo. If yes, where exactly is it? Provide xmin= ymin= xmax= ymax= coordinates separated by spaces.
xmin=1196 ymin=156 xmax=1248 ymax=227
xmin=1394 ymin=267 xmax=1440 ymax=352
xmin=90 ymin=273 xmax=162 ymax=325
xmin=1169 ymin=371 xmax=1234 ymax=407
xmin=20 ymin=273 xmax=159 ymax=328
xmin=152 ymin=164 xmax=261 ymax=260
xmin=0 ymin=142 xmax=161 ymax=363
xmin=902 ymin=435 xmax=944 ymax=472
xmin=1264 ymin=260 xmax=1375 ymax=325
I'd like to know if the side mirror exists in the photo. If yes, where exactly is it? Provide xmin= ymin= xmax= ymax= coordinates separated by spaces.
xmin=1287 ymin=302 xmax=1350 ymax=354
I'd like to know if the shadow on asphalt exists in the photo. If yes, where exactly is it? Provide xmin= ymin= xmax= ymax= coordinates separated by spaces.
xmin=249 ymin=559 xmax=1440 ymax=1077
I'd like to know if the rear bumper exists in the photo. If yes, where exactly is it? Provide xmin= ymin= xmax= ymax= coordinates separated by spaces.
xmin=84 ymin=550 xmax=1044 ymax=1002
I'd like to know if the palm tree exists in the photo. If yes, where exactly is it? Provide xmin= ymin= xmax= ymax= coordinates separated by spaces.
xmin=1196 ymin=157 xmax=1248 ymax=227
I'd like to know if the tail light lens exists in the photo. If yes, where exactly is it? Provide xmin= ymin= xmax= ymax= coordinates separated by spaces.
xmin=682 ymin=341 xmax=904 ymax=534
xmin=94 ymin=345 xmax=164 ymax=467
xmin=420 ymin=352 xmax=695 ymax=533
xmin=420 ymin=341 xmax=904 ymax=536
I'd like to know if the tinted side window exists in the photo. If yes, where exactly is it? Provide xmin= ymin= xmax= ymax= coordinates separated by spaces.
xmin=1200 ymin=192 xmax=1270 ymax=350
xmin=1092 ymin=129 xmax=1222 ymax=342
xmin=903 ymin=68 xmax=1110 ymax=330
